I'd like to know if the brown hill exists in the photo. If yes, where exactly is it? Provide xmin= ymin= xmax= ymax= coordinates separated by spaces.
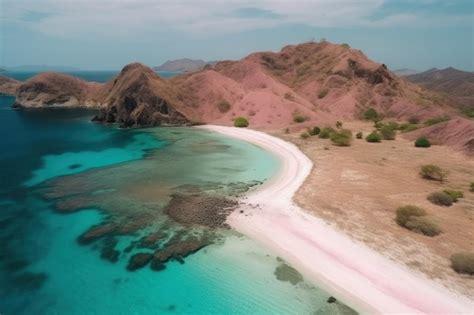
xmin=0 ymin=76 xmax=20 ymax=95
xmin=172 ymin=41 xmax=453 ymax=128
xmin=93 ymin=63 xmax=196 ymax=127
xmin=13 ymin=72 xmax=102 ymax=108
xmin=11 ymin=41 xmax=471 ymax=153
xmin=406 ymin=67 xmax=474 ymax=114
xmin=404 ymin=118 xmax=474 ymax=156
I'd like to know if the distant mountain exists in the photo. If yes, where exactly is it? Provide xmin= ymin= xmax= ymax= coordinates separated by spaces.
xmin=154 ymin=58 xmax=216 ymax=73
xmin=393 ymin=68 xmax=420 ymax=76
xmin=405 ymin=67 xmax=474 ymax=115
xmin=5 ymin=65 xmax=81 ymax=72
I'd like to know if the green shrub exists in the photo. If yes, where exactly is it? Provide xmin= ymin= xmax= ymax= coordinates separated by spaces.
xmin=335 ymin=121 xmax=343 ymax=129
xmin=293 ymin=114 xmax=308 ymax=123
xmin=217 ymin=100 xmax=231 ymax=113
xmin=395 ymin=206 xmax=441 ymax=237
xmin=424 ymin=116 xmax=450 ymax=126
xmin=233 ymin=117 xmax=249 ymax=128
xmin=470 ymin=182 xmax=474 ymax=192
xmin=356 ymin=131 xmax=363 ymax=139
xmin=420 ymin=164 xmax=447 ymax=183
xmin=318 ymin=88 xmax=329 ymax=99
xmin=374 ymin=121 xmax=384 ymax=130
xmin=330 ymin=129 xmax=352 ymax=146
xmin=443 ymin=190 xmax=463 ymax=202
xmin=415 ymin=137 xmax=431 ymax=148
xmin=308 ymin=126 xmax=320 ymax=136
xmin=380 ymin=125 xmax=396 ymax=140
xmin=396 ymin=205 xmax=426 ymax=227
xmin=400 ymin=123 xmax=420 ymax=133
xmin=462 ymin=107 xmax=474 ymax=118
xmin=386 ymin=121 xmax=400 ymax=130
xmin=363 ymin=108 xmax=379 ymax=121
xmin=300 ymin=132 xmax=310 ymax=140
xmin=427 ymin=192 xmax=453 ymax=206
xmin=318 ymin=127 xmax=335 ymax=139
xmin=404 ymin=216 xmax=442 ymax=236
xmin=450 ymin=252 xmax=474 ymax=275
xmin=365 ymin=131 xmax=382 ymax=143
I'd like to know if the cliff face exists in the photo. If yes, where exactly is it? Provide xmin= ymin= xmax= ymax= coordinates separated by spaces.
xmin=93 ymin=63 xmax=195 ymax=127
xmin=13 ymin=73 xmax=101 ymax=108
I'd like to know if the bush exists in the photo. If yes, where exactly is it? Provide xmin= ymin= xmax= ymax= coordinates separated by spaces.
xmin=380 ymin=125 xmax=396 ymax=140
xmin=415 ymin=137 xmax=431 ymax=148
xmin=356 ymin=131 xmax=363 ymax=139
xmin=318 ymin=88 xmax=329 ymax=99
xmin=217 ymin=100 xmax=231 ymax=113
xmin=424 ymin=116 xmax=450 ymax=126
xmin=365 ymin=131 xmax=382 ymax=143
xmin=405 ymin=216 xmax=442 ymax=236
xmin=443 ymin=190 xmax=463 ymax=202
xmin=335 ymin=121 xmax=343 ymax=129
xmin=396 ymin=205 xmax=426 ymax=227
xmin=330 ymin=129 xmax=352 ymax=146
xmin=408 ymin=117 xmax=420 ymax=124
xmin=293 ymin=114 xmax=308 ymax=123
xmin=420 ymin=164 xmax=447 ymax=183
xmin=364 ymin=108 xmax=379 ymax=121
xmin=233 ymin=117 xmax=249 ymax=128
xmin=450 ymin=252 xmax=474 ymax=275
xmin=427 ymin=192 xmax=453 ymax=206
xmin=386 ymin=121 xmax=400 ymax=130
xmin=318 ymin=127 xmax=335 ymax=139
xmin=284 ymin=127 xmax=289 ymax=134
xmin=300 ymin=132 xmax=310 ymax=140
xmin=400 ymin=123 xmax=420 ymax=133
xmin=308 ymin=126 xmax=320 ymax=136
xmin=395 ymin=206 xmax=441 ymax=237
xmin=470 ymin=182 xmax=474 ymax=192
xmin=374 ymin=121 xmax=384 ymax=130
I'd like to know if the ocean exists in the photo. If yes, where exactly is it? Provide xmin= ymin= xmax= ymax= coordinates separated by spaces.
xmin=0 ymin=71 xmax=356 ymax=314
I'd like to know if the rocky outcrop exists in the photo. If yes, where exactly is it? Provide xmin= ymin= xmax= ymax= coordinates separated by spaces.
xmin=0 ymin=76 xmax=20 ymax=95
xmin=13 ymin=72 xmax=101 ymax=108
xmin=93 ymin=63 xmax=196 ymax=127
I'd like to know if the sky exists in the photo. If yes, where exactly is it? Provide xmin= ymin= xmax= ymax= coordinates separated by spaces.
xmin=1 ymin=0 xmax=473 ymax=71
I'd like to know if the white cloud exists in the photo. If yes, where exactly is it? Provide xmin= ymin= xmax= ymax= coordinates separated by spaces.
xmin=1 ymin=0 xmax=471 ymax=38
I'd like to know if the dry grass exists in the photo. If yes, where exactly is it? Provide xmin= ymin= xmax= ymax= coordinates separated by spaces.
xmin=271 ymin=121 xmax=474 ymax=297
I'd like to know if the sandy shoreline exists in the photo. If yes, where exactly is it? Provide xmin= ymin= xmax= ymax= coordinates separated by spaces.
xmin=201 ymin=125 xmax=473 ymax=314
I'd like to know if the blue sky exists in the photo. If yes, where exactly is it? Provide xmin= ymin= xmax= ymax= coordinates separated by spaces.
xmin=1 ymin=0 xmax=473 ymax=71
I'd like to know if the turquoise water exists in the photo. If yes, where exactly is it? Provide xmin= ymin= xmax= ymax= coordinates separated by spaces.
xmin=0 ymin=71 xmax=356 ymax=314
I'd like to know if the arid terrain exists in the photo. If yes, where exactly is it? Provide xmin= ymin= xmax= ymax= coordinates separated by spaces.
xmin=272 ymin=121 xmax=474 ymax=297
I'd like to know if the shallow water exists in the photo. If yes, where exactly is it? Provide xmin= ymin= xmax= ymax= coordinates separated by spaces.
xmin=0 ymin=74 xmax=357 ymax=314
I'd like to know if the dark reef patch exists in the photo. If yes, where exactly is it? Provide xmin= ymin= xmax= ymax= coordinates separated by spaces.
xmin=163 ymin=193 xmax=238 ymax=228
xmin=274 ymin=261 xmax=304 ymax=285
xmin=68 ymin=163 xmax=82 ymax=169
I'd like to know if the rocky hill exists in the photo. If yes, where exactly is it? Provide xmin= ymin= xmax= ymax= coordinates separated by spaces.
xmin=9 ymin=41 xmax=472 ymax=153
xmin=0 ymin=76 xmax=20 ymax=95
xmin=405 ymin=67 xmax=474 ymax=113
xmin=93 ymin=63 xmax=196 ymax=127
xmin=13 ymin=73 xmax=101 ymax=108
